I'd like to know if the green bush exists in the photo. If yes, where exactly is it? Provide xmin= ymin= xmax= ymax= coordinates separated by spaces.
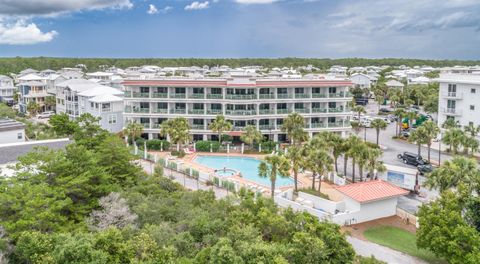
xmin=255 ymin=140 xmax=277 ymax=153
xmin=135 ymin=138 xmax=146 ymax=148
xmin=146 ymin=139 xmax=170 ymax=151
xmin=195 ymin=141 xmax=220 ymax=152
xmin=171 ymin=150 xmax=185 ymax=158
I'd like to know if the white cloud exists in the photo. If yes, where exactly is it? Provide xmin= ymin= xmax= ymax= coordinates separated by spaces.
xmin=185 ymin=1 xmax=210 ymax=10
xmin=0 ymin=20 xmax=57 ymax=45
xmin=147 ymin=4 xmax=158 ymax=15
xmin=0 ymin=0 xmax=133 ymax=16
xmin=234 ymin=0 xmax=278 ymax=4
xmin=160 ymin=6 xmax=173 ymax=14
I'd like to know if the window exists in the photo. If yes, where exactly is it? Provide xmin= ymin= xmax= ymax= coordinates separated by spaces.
xmin=91 ymin=102 xmax=94 ymax=108
xmin=448 ymin=84 xmax=457 ymax=93
xmin=17 ymin=133 xmax=22 ymax=139
xmin=470 ymin=105 xmax=475 ymax=110
xmin=469 ymin=122 xmax=474 ymax=126
xmin=472 ymin=88 xmax=476 ymax=94
xmin=108 ymin=114 xmax=117 ymax=124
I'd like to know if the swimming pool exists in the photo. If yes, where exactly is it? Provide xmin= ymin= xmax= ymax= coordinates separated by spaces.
xmin=194 ymin=155 xmax=294 ymax=187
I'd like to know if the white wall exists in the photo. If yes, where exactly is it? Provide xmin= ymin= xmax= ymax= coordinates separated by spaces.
xmin=332 ymin=198 xmax=398 ymax=225
xmin=298 ymin=191 xmax=345 ymax=214
xmin=438 ymin=81 xmax=480 ymax=127
xmin=0 ymin=129 xmax=25 ymax=144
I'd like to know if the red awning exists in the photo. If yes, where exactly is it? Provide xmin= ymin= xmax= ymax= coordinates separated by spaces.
xmin=228 ymin=131 xmax=244 ymax=137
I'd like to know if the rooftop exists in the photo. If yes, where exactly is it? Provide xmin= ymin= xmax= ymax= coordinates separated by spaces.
xmin=335 ymin=180 xmax=409 ymax=203
xmin=0 ymin=138 xmax=70 ymax=165
xmin=435 ymin=74 xmax=480 ymax=85
xmin=0 ymin=119 xmax=25 ymax=132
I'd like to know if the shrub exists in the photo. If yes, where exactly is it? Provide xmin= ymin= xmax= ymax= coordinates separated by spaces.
xmin=195 ymin=141 xmax=220 ymax=152
xmin=255 ymin=140 xmax=277 ymax=153
xmin=146 ymin=139 xmax=170 ymax=151
xmin=171 ymin=150 xmax=185 ymax=158
xmin=135 ymin=138 xmax=146 ymax=148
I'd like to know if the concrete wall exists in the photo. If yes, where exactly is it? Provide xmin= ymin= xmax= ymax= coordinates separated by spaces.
xmin=0 ymin=129 xmax=25 ymax=144
xmin=274 ymin=195 xmax=331 ymax=221
xmin=298 ymin=191 xmax=345 ymax=214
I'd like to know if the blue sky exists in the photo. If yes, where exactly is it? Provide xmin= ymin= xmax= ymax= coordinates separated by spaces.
xmin=0 ymin=0 xmax=479 ymax=59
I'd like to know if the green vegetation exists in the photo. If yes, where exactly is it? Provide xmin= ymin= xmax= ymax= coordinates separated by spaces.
xmin=1 ymin=57 xmax=480 ymax=75
xmin=195 ymin=140 xmax=220 ymax=152
xmin=364 ymin=226 xmax=443 ymax=263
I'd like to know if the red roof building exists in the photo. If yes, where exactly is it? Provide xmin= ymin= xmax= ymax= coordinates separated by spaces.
xmin=335 ymin=180 xmax=409 ymax=203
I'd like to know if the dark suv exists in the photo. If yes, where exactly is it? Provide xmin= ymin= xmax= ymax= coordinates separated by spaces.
xmin=397 ymin=152 xmax=429 ymax=166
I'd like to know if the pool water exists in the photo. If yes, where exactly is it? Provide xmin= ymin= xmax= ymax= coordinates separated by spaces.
xmin=194 ymin=155 xmax=294 ymax=187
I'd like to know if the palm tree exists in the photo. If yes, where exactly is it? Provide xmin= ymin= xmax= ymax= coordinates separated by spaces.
xmin=123 ymin=121 xmax=144 ymax=145
xmin=208 ymin=115 xmax=232 ymax=143
xmin=462 ymin=136 xmax=479 ymax=156
xmin=317 ymin=132 xmax=344 ymax=173
xmin=353 ymin=105 xmax=366 ymax=121
xmin=393 ymin=108 xmax=406 ymax=136
xmin=285 ymin=145 xmax=304 ymax=193
xmin=161 ymin=117 xmax=191 ymax=151
xmin=281 ymin=112 xmax=307 ymax=145
xmin=240 ymin=125 xmax=263 ymax=149
xmin=365 ymin=148 xmax=385 ymax=180
xmin=44 ymin=96 xmax=56 ymax=111
xmin=406 ymin=111 xmax=418 ymax=129
xmin=442 ymin=118 xmax=457 ymax=130
xmin=408 ymin=126 xmax=428 ymax=156
xmin=421 ymin=121 xmax=440 ymax=162
xmin=27 ymin=101 xmax=40 ymax=117
xmin=258 ymin=154 xmax=291 ymax=198
xmin=351 ymin=121 xmax=361 ymax=136
xmin=425 ymin=156 xmax=478 ymax=193
xmin=371 ymin=119 xmax=387 ymax=146
xmin=464 ymin=123 xmax=480 ymax=137
xmin=304 ymin=149 xmax=333 ymax=192
xmin=347 ymin=136 xmax=362 ymax=183
xmin=442 ymin=128 xmax=464 ymax=154
xmin=356 ymin=143 xmax=370 ymax=182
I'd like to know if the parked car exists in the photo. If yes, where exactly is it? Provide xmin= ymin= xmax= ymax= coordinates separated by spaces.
xmin=37 ymin=111 xmax=55 ymax=119
xmin=417 ymin=164 xmax=434 ymax=175
xmin=387 ymin=114 xmax=397 ymax=122
xmin=397 ymin=152 xmax=430 ymax=166
xmin=399 ymin=130 xmax=410 ymax=138
xmin=379 ymin=108 xmax=393 ymax=114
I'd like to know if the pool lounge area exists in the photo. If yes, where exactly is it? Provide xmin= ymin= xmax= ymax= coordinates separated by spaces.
xmin=193 ymin=155 xmax=295 ymax=188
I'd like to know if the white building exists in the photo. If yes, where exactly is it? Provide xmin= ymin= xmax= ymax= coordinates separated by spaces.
xmin=0 ymin=119 xmax=25 ymax=144
xmin=385 ymin=79 xmax=405 ymax=90
xmin=123 ymin=76 xmax=353 ymax=141
xmin=55 ymin=79 xmax=124 ymax=133
xmin=436 ymin=74 xmax=480 ymax=128
xmin=350 ymin=73 xmax=373 ymax=89
xmin=0 ymin=75 xmax=15 ymax=105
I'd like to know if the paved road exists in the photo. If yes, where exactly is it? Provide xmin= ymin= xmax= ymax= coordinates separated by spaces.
xmin=347 ymin=236 xmax=428 ymax=264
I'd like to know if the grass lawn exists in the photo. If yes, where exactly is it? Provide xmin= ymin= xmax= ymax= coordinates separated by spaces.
xmin=363 ymin=226 xmax=445 ymax=264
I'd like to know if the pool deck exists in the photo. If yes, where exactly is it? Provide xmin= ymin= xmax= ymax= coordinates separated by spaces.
xmin=149 ymin=151 xmax=343 ymax=200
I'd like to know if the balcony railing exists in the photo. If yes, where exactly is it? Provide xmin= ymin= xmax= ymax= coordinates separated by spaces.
xmin=294 ymin=108 xmax=310 ymax=113
xmin=441 ymin=108 xmax=462 ymax=115
xmin=259 ymin=94 xmax=275 ymax=99
xmin=191 ymin=124 xmax=205 ymax=130
xmin=312 ymin=93 xmax=327 ymax=98
xmin=170 ymin=94 xmax=186 ymax=99
xmin=259 ymin=109 xmax=276 ymax=115
xmin=141 ymin=123 xmax=151 ymax=129
xmin=232 ymin=126 xmax=246 ymax=131
xmin=311 ymin=123 xmax=327 ymax=128
xmin=152 ymin=92 xmax=168 ymax=98
xmin=225 ymin=94 xmax=257 ymax=100
xmin=276 ymin=109 xmax=289 ymax=114
xmin=328 ymin=107 xmax=344 ymax=113
xmin=295 ymin=93 xmax=310 ymax=99
xmin=206 ymin=94 xmax=223 ymax=99
xmin=170 ymin=109 xmax=186 ymax=114
xmin=151 ymin=123 xmax=161 ymax=129
xmin=151 ymin=108 xmax=168 ymax=114
xmin=188 ymin=94 xmax=205 ymax=99
xmin=311 ymin=108 xmax=328 ymax=113
xmin=259 ymin=125 xmax=275 ymax=130
xmin=443 ymin=92 xmax=463 ymax=99
xmin=225 ymin=110 xmax=256 ymax=116
xmin=124 ymin=91 xmax=132 ymax=97
xmin=277 ymin=94 xmax=293 ymax=99
xmin=133 ymin=108 xmax=150 ymax=113
xmin=188 ymin=109 xmax=205 ymax=114
xmin=132 ymin=92 xmax=150 ymax=98
xmin=207 ymin=109 xmax=223 ymax=115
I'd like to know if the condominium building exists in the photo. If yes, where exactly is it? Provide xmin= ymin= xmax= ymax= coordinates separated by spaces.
xmin=123 ymin=77 xmax=353 ymax=141
xmin=55 ymin=79 xmax=124 ymax=133
xmin=436 ymin=74 xmax=480 ymax=128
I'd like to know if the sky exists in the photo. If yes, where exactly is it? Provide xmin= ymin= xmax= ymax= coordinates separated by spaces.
xmin=0 ymin=0 xmax=480 ymax=59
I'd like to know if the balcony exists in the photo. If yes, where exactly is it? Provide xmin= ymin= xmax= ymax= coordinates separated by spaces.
xmin=259 ymin=109 xmax=276 ymax=115
xmin=232 ymin=126 xmax=246 ymax=131
xmin=311 ymin=123 xmax=327 ymax=128
xmin=152 ymin=92 xmax=168 ymax=98
xmin=124 ymin=91 xmax=132 ymax=97
xmin=141 ymin=123 xmax=151 ymax=129
xmin=170 ymin=109 xmax=186 ymax=114
xmin=294 ymin=108 xmax=310 ymax=113
xmin=295 ymin=93 xmax=310 ymax=99
xmin=188 ymin=94 xmax=205 ymax=99
xmin=277 ymin=94 xmax=293 ymax=99
xmin=151 ymin=123 xmax=161 ymax=129
xmin=442 ymin=92 xmax=463 ymax=99
xmin=207 ymin=109 xmax=223 ymax=115
xmin=206 ymin=94 xmax=223 ymax=99
xmin=225 ymin=110 xmax=256 ymax=116
xmin=132 ymin=92 xmax=150 ymax=98
xmin=328 ymin=107 xmax=345 ymax=113
xmin=133 ymin=108 xmax=150 ymax=113
xmin=170 ymin=94 xmax=186 ymax=99
xmin=312 ymin=93 xmax=327 ymax=98
xmin=151 ymin=108 xmax=168 ymax=114
xmin=328 ymin=121 xmax=349 ymax=128
xmin=259 ymin=124 xmax=275 ymax=130
xmin=191 ymin=124 xmax=205 ymax=130
xmin=276 ymin=109 xmax=289 ymax=114
xmin=225 ymin=94 xmax=257 ymax=100
xmin=188 ymin=109 xmax=205 ymax=115
xmin=441 ymin=108 xmax=462 ymax=116
xmin=311 ymin=108 xmax=328 ymax=113
xmin=259 ymin=94 xmax=275 ymax=99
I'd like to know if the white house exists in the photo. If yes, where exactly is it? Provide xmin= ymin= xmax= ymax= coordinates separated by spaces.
xmin=385 ymin=79 xmax=405 ymax=90
xmin=436 ymin=74 xmax=480 ymax=128
xmin=350 ymin=73 xmax=373 ymax=89
xmin=0 ymin=75 xmax=15 ymax=105
xmin=0 ymin=119 xmax=25 ymax=144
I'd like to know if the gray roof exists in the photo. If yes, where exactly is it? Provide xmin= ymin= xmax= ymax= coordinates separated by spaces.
xmin=0 ymin=139 xmax=70 ymax=165
xmin=0 ymin=119 xmax=25 ymax=132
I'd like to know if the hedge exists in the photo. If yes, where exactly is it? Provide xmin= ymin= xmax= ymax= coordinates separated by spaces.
xmin=195 ymin=141 xmax=221 ymax=152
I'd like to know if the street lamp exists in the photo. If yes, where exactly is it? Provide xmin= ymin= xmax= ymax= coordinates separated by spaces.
xmin=438 ymin=131 xmax=442 ymax=166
